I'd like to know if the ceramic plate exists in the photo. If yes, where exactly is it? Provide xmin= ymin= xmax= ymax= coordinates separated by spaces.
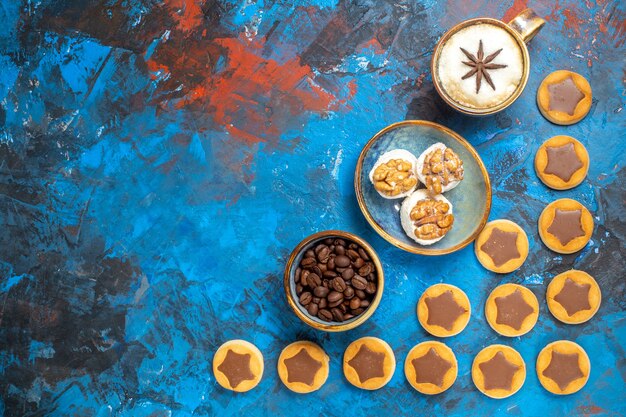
xmin=355 ymin=120 xmax=491 ymax=255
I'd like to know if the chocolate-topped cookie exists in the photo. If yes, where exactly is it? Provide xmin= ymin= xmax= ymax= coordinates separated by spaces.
xmin=537 ymin=70 xmax=592 ymax=125
xmin=546 ymin=270 xmax=601 ymax=324
xmin=343 ymin=337 xmax=395 ymax=390
xmin=213 ymin=340 xmax=264 ymax=392
xmin=417 ymin=284 xmax=471 ymax=337
xmin=472 ymin=344 xmax=526 ymax=399
xmin=538 ymin=199 xmax=593 ymax=254
xmin=536 ymin=340 xmax=590 ymax=394
xmin=535 ymin=136 xmax=589 ymax=190
xmin=405 ymin=341 xmax=457 ymax=395
xmin=485 ymin=284 xmax=539 ymax=337
xmin=474 ymin=220 xmax=529 ymax=273
xmin=277 ymin=341 xmax=329 ymax=393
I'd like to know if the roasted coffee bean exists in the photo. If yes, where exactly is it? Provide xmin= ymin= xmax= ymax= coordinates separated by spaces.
xmin=334 ymin=239 xmax=346 ymax=247
xmin=355 ymin=289 xmax=366 ymax=299
xmin=296 ymin=284 xmax=303 ymax=295
xmin=307 ymin=303 xmax=318 ymax=316
xmin=339 ymin=303 xmax=347 ymax=313
xmin=344 ymin=287 xmax=355 ymax=299
xmin=329 ymin=244 xmax=335 ymax=252
xmin=301 ymin=257 xmax=316 ymax=268
xmin=323 ymin=270 xmax=338 ymax=279
xmin=312 ymin=296 xmax=320 ymax=304
xmin=324 ymin=238 xmax=334 ymax=245
xmin=318 ymin=309 xmax=333 ymax=321
xmin=342 ymin=268 xmax=355 ymax=280
xmin=301 ymin=270 xmax=310 ymax=284
xmin=347 ymin=249 xmax=360 ymax=261
xmin=317 ymin=246 xmax=330 ymax=263
xmin=348 ymin=243 xmax=358 ymax=250
xmin=366 ymin=282 xmax=377 ymax=295
xmin=334 ymin=255 xmax=350 ymax=268
xmin=307 ymin=273 xmax=322 ymax=288
xmin=329 ymin=298 xmax=343 ymax=308
xmin=335 ymin=245 xmax=345 ymax=256
xmin=358 ymin=264 xmax=373 ymax=276
xmin=360 ymin=299 xmax=370 ymax=308
xmin=367 ymin=273 xmax=376 ymax=282
xmin=335 ymin=267 xmax=347 ymax=273
xmin=331 ymin=277 xmax=347 ymax=292
xmin=327 ymin=257 xmax=335 ymax=270
xmin=358 ymin=248 xmax=370 ymax=260
xmin=322 ymin=279 xmax=330 ymax=288
xmin=295 ymin=267 xmax=302 ymax=283
xmin=312 ymin=265 xmax=322 ymax=277
xmin=318 ymin=263 xmax=327 ymax=272
xmin=350 ymin=297 xmax=361 ymax=310
xmin=328 ymin=291 xmax=343 ymax=303
xmin=305 ymin=249 xmax=315 ymax=258
xmin=352 ymin=258 xmax=365 ymax=269
xmin=318 ymin=298 xmax=327 ymax=308
xmin=314 ymin=286 xmax=329 ymax=298
xmin=314 ymin=244 xmax=326 ymax=255
xmin=352 ymin=275 xmax=368 ymax=290
xmin=299 ymin=292 xmax=312 ymax=305
xmin=352 ymin=307 xmax=364 ymax=315
xmin=331 ymin=308 xmax=344 ymax=322
xmin=343 ymin=313 xmax=354 ymax=320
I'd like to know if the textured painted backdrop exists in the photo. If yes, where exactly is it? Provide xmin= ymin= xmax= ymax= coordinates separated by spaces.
xmin=0 ymin=0 xmax=624 ymax=416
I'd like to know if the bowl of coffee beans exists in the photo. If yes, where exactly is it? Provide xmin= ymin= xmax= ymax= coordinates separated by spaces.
xmin=284 ymin=230 xmax=384 ymax=331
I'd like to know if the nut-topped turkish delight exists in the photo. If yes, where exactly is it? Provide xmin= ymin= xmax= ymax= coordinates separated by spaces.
xmin=400 ymin=190 xmax=454 ymax=245
xmin=368 ymin=149 xmax=419 ymax=199
xmin=416 ymin=143 xmax=464 ymax=195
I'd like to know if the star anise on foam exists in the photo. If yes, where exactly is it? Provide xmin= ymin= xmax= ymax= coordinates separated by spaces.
xmin=460 ymin=40 xmax=508 ymax=94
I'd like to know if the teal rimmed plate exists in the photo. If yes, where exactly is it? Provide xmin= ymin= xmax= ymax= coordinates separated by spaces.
xmin=354 ymin=120 xmax=491 ymax=255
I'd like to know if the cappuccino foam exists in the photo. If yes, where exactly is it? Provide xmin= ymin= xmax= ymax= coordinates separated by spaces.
xmin=436 ymin=23 xmax=524 ymax=109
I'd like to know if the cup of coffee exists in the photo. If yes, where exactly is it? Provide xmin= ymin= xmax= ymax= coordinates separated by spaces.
xmin=431 ymin=9 xmax=545 ymax=115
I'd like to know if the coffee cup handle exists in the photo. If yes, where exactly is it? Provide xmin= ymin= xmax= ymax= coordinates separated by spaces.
xmin=507 ymin=8 xmax=546 ymax=43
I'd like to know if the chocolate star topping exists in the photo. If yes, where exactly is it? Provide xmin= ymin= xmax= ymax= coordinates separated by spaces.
xmin=547 ymin=77 xmax=585 ymax=115
xmin=425 ymin=290 xmax=467 ymax=331
xmin=412 ymin=347 xmax=452 ymax=387
xmin=347 ymin=344 xmax=386 ymax=383
xmin=547 ymin=209 xmax=585 ymax=246
xmin=284 ymin=348 xmax=322 ymax=386
xmin=480 ymin=227 xmax=521 ymax=267
xmin=460 ymin=40 xmax=508 ymax=93
xmin=542 ymin=350 xmax=584 ymax=391
xmin=217 ymin=349 xmax=255 ymax=389
xmin=554 ymin=278 xmax=592 ymax=316
xmin=479 ymin=351 xmax=520 ymax=391
xmin=495 ymin=289 xmax=535 ymax=331
xmin=544 ymin=143 xmax=584 ymax=182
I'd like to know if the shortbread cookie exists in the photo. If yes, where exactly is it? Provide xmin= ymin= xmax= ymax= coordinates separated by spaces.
xmin=213 ymin=340 xmax=264 ymax=392
xmin=417 ymin=284 xmax=471 ymax=337
xmin=485 ymin=284 xmax=539 ymax=337
xmin=472 ymin=344 xmax=525 ymax=399
xmin=475 ymin=220 xmax=529 ymax=273
xmin=536 ymin=340 xmax=590 ymax=394
xmin=405 ymin=341 xmax=457 ymax=394
xmin=277 ymin=341 xmax=329 ymax=393
xmin=538 ymin=199 xmax=593 ymax=254
xmin=343 ymin=337 xmax=395 ymax=390
xmin=546 ymin=270 xmax=601 ymax=324
xmin=535 ymin=136 xmax=589 ymax=190
xmin=537 ymin=70 xmax=592 ymax=125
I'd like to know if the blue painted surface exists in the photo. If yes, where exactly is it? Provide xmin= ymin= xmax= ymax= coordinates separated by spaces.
xmin=0 ymin=1 xmax=624 ymax=416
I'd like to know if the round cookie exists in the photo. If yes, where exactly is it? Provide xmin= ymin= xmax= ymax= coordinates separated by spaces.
xmin=343 ymin=337 xmax=395 ymax=390
xmin=485 ymin=284 xmax=539 ymax=337
xmin=472 ymin=344 xmax=526 ymax=399
xmin=417 ymin=284 xmax=471 ymax=337
xmin=277 ymin=341 xmax=329 ymax=393
xmin=474 ymin=220 xmax=529 ymax=273
xmin=536 ymin=340 xmax=590 ymax=395
xmin=535 ymin=136 xmax=589 ymax=190
xmin=213 ymin=340 xmax=264 ymax=392
xmin=538 ymin=199 xmax=593 ymax=254
xmin=404 ymin=341 xmax=457 ymax=394
xmin=546 ymin=270 xmax=601 ymax=324
xmin=537 ymin=70 xmax=592 ymax=125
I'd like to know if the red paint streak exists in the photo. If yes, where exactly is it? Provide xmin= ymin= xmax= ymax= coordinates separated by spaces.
xmin=360 ymin=37 xmax=385 ymax=54
xmin=172 ymin=36 xmax=338 ymax=144
xmin=347 ymin=79 xmax=357 ymax=97
xmin=502 ymin=0 xmax=528 ymax=23
xmin=166 ymin=0 xmax=204 ymax=32
xmin=544 ymin=0 xmax=561 ymax=22
xmin=563 ymin=8 xmax=585 ymax=37
xmin=577 ymin=404 xmax=607 ymax=416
